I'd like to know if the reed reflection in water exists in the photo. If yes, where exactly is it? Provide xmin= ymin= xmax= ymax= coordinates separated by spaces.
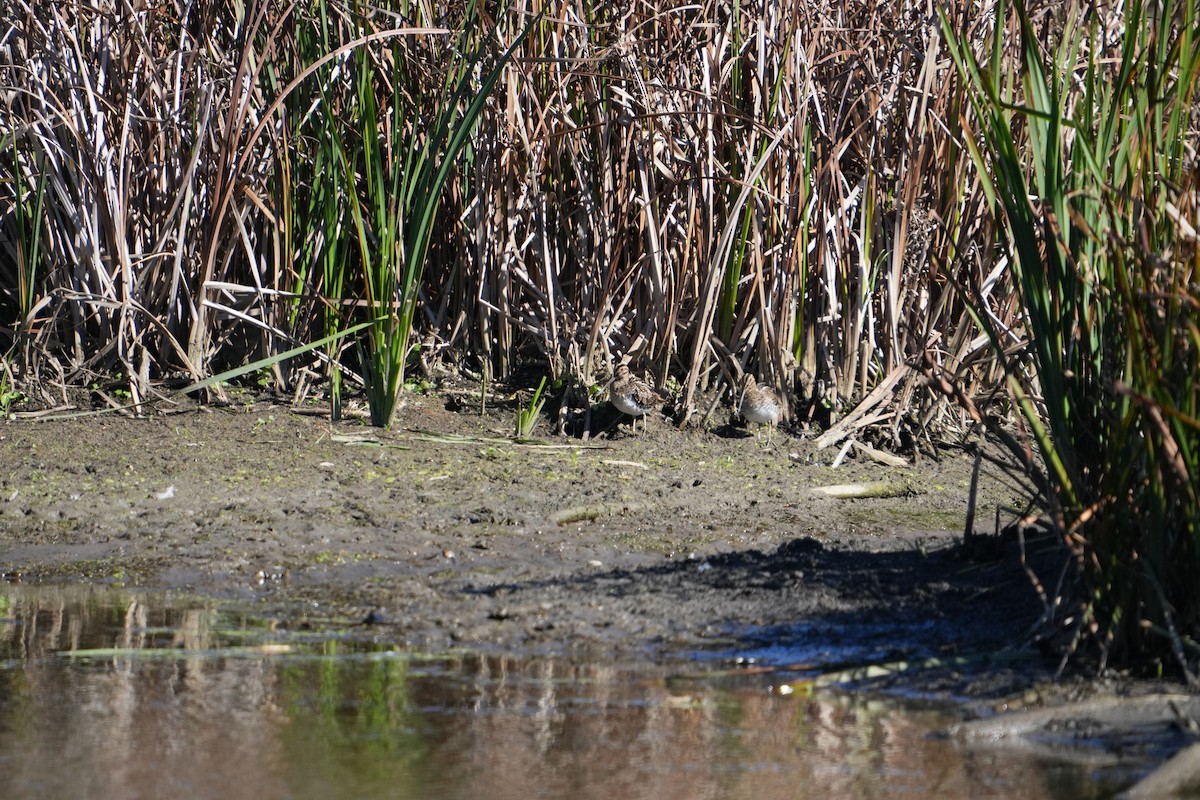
xmin=0 ymin=585 xmax=1098 ymax=799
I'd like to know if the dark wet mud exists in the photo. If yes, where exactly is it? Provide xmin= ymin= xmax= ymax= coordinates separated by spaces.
xmin=0 ymin=392 xmax=1034 ymax=683
xmin=2 ymin=391 xmax=1197 ymax=796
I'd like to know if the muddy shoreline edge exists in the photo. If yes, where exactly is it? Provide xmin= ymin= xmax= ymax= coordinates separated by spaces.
xmin=2 ymin=394 xmax=1196 ymax=795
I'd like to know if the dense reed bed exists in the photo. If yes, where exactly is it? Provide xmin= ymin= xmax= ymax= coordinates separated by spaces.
xmin=0 ymin=0 xmax=1003 ymax=429
xmin=0 ymin=0 xmax=1197 ymax=676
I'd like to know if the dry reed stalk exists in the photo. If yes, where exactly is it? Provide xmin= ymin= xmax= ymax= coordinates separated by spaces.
xmin=0 ymin=0 xmax=1066 ymax=444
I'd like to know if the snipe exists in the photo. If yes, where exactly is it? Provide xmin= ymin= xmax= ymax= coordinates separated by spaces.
xmin=610 ymin=365 xmax=663 ymax=433
xmin=738 ymin=374 xmax=783 ymax=446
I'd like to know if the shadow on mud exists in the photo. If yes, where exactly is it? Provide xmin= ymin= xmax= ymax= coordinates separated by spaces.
xmin=464 ymin=534 xmax=1050 ymax=696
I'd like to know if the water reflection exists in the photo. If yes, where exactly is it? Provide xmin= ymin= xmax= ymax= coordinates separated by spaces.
xmin=0 ymin=585 xmax=1107 ymax=799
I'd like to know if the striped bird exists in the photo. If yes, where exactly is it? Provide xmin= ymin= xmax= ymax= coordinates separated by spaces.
xmin=610 ymin=365 xmax=663 ymax=433
xmin=738 ymin=374 xmax=783 ymax=446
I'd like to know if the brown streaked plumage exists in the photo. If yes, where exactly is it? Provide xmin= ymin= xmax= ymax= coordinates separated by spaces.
xmin=738 ymin=375 xmax=783 ymax=445
xmin=610 ymin=365 xmax=663 ymax=433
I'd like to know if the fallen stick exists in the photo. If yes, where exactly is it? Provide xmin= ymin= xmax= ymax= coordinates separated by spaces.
xmin=811 ymin=482 xmax=912 ymax=499
xmin=815 ymin=366 xmax=909 ymax=450
xmin=851 ymin=438 xmax=909 ymax=467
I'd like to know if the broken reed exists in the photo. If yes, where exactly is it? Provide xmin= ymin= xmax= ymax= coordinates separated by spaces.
xmin=0 ymin=0 xmax=1005 ymax=433
xmin=942 ymin=0 xmax=1200 ymax=680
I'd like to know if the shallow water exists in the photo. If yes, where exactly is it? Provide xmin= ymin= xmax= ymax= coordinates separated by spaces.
xmin=0 ymin=585 xmax=1124 ymax=799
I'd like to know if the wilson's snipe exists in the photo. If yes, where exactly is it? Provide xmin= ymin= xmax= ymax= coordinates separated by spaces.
xmin=738 ymin=374 xmax=783 ymax=446
xmin=610 ymin=365 xmax=662 ymax=433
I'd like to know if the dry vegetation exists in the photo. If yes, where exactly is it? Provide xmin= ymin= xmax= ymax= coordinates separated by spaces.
xmin=0 ymin=0 xmax=1016 ymax=435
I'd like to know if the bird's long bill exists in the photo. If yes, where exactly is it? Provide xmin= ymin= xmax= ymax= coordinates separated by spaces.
xmin=737 ymin=382 xmax=749 ymax=415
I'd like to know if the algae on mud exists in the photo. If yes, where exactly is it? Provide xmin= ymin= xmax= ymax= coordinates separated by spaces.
xmin=1 ymin=393 xmax=1035 ymax=686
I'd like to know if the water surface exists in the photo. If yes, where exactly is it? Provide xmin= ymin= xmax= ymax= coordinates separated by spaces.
xmin=0 ymin=585 xmax=1122 ymax=799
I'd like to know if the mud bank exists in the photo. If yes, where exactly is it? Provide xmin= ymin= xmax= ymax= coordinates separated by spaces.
xmin=1 ymin=391 xmax=1040 ymax=684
